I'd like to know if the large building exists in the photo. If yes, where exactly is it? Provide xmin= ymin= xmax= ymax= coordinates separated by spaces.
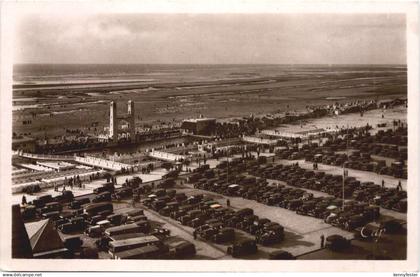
xmin=181 ymin=117 xmax=216 ymax=136
xmin=109 ymin=100 xmax=136 ymax=142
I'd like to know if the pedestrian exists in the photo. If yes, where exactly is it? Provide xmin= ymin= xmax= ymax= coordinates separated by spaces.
xmin=320 ymin=234 xmax=325 ymax=248
xmin=227 ymin=199 xmax=231 ymax=207
xmin=397 ymin=180 xmax=402 ymax=191
xmin=381 ymin=179 xmax=385 ymax=189
xmin=193 ymin=230 xmax=197 ymax=240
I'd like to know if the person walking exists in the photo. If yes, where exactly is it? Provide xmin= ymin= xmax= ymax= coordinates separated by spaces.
xmin=381 ymin=179 xmax=385 ymax=189
xmin=397 ymin=180 xmax=402 ymax=191
xmin=21 ymin=195 xmax=27 ymax=206
xmin=193 ymin=230 xmax=197 ymax=240
xmin=227 ymin=199 xmax=231 ymax=207
xmin=320 ymin=234 xmax=325 ymax=248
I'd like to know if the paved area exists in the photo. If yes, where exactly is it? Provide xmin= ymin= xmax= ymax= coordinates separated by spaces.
xmin=298 ymin=229 xmax=407 ymax=260
xmin=276 ymin=159 xmax=407 ymax=222
xmin=272 ymin=106 xmax=406 ymax=135
xmin=179 ymin=183 xmax=353 ymax=257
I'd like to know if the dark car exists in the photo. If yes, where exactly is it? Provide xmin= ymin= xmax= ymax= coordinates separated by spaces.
xmin=92 ymin=192 xmax=112 ymax=203
xmin=381 ymin=219 xmax=403 ymax=234
xmin=63 ymin=236 xmax=83 ymax=252
xmin=172 ymin=241 xmax=196 ymax=258
xmin=212 ymin=227 xmax=235 ymax=243
xmin=325 ymin=235 xmax=351 ymax=251
xmin=227 ymin=239 xmax=258 ymax=257
xmin=256 ymin=230 xmax=283 ymax=245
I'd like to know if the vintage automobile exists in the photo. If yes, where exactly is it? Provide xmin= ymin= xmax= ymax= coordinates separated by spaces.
xmin=40 ymin=202 xmax=62 ymax=214
xmin=256 ymin=230 xmax=284 ymax=245
xmin=107 ymin=214 xmax=127 ymax=226
xmin=84 ymin=202 xmax=113 ymax=217
xmin=248 ymin=218 xmax=271 ymax=235
xmin=92 ymin=192 xmax=112 ymax=203
xmin=381 ymin=219 xmax=404 ymax=234
xmin=268 ymin=250 xmax=295 ymax=260
xmin=59 ymin=217 xmax=86 ymax=234
xmin=198 ymin=225 xmax=219 ymax=241
xmin=85 ymin=225 xmax=103 ymax=238
xmin=227 ymin=239 xmax=258 ymax=257
xmin=41 ymin=211 xmax=60 ymax=220
xmin=325 ymin=235 xmax=351 ymax=251
xmin=392 ymin=198 xmax=407 ymax=213
xmin=126 ymin=209 xmax=144 ymax=219
xmin=21 ymin=205 xmax=37 ymax=220
xmin=89 ymin=214 xmax=106 ymax=225
xmin=150 ymin=228 xmax=171 ymax=238
xmin=63 ymin=236 xmax=83 ymax=252
xmin=212 ymin=227 xmax=235 ymax=243
xmin=113 ymin=188 xmax=132 ymax=199
xmin=171 ymin=241 xmax=196 ymax=258
xmin=55 ymin=191 xmax=74 ymax=202
xmin=135 ymin=220 xmax=151 ymax=233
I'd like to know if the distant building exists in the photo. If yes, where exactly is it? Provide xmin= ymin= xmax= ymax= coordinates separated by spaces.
xmin=181 ymin=117 xmax=216 ymax=136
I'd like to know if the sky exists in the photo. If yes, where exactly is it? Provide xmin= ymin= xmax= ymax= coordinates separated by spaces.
xmin=14 ymin=13 xmax=406 ymax=65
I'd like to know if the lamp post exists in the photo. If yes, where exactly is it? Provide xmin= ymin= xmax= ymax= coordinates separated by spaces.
xmin=342 ymin=124 xmax=349 ymax=211
xmin=226 ymin=148 xmax=230 ymax=185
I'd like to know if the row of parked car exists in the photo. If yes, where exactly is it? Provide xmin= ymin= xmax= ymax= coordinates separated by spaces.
xmin=85 ymin=204 xmax=196 ymax=259
xmin=275 ymin=126 xmax=407 ymax=179
xmin=19 ymin=182 xmax=198 ymax=259
xmin=187 ymin=157 xmax=404 ymax=232
xmin=262 ymin=163 xmax=407 ymax=213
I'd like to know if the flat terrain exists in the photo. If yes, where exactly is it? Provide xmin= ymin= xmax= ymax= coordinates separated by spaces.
xmin=12 ymin=65 xmax=407 ymax=138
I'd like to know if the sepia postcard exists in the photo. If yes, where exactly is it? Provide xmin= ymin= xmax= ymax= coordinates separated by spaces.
xmin=0 ymin=0 xmax=418 ymax=273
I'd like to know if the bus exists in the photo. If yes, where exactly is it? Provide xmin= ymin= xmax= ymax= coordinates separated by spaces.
xmin=104 ymin=223 xmax=142 ymax=237
xmin=109 ymin=232 xmax=146 ymax=241
xmin=83 ymin=202 xmax=113 ymax=216
xmin=108 ymin=235 xmax=161 ymax=258
xmin=114 ymin=244 xmax=169 ymax=259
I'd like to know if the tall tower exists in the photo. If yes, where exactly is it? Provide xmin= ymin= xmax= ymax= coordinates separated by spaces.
xmin=127 ymin=100 xmax=135 ymax=141
xmin=109 ymin=101 xmax=117 ymax=142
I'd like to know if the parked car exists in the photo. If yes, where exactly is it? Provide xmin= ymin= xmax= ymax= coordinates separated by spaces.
xmin=212 ymin=227 xmax=235 ymax=243
xmin=325 ymin=235 xmax=351 ymax=251
xmin=268 ymin=250 xmax=295 ymax=260
xmin=227 ymin=239 xmax=258 ymax=257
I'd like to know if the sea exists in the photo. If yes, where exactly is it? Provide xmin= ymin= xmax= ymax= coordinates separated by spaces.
xmin=13 ymin=64 xmax=407 ymax=87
